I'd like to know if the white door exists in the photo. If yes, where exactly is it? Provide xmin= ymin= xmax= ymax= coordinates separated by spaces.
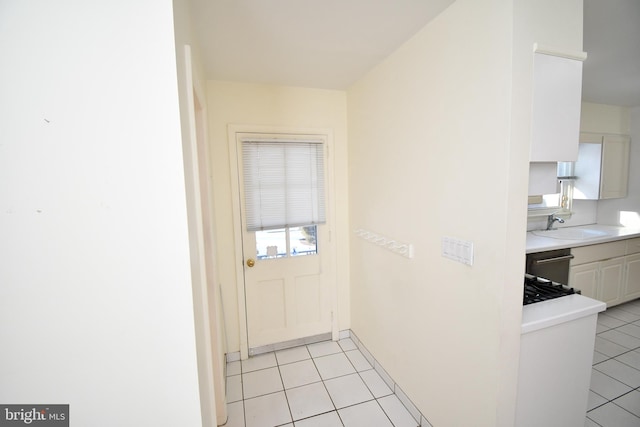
xmin=234 ymin=131 xmax=334 ymax=352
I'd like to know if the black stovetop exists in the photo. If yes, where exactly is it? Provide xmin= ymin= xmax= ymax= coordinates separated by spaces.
xmin=523 ymin=274 xmax=579 ymax=305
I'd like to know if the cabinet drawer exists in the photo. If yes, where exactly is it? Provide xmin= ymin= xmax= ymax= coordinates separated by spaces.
xmin=626 ymin=238 xmax=640 ymax=255
xmin=571 ymin=241 xmax=627 ymax=265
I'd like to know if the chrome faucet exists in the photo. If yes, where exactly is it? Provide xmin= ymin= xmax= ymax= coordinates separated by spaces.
xmin=546 ymin=213 xmax=565 ymax=230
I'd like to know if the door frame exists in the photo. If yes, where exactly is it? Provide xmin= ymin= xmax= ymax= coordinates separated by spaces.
xmin=181 ymin=45 xmax=225 ymax=426
xmin=228 ymin=124 xmax=339 ymax=360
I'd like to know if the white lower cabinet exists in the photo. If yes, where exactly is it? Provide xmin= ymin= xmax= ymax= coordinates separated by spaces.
xmin=517 ymin=298 xmax=605 ymax=427
xmin=570 ymin=238 xmax=640 ymax=308
xmin=569 ymin=262 xmax=598 ymax=300
xmin=600 ymin=257 xmax=625 ymax=306
xmin=569 ymin=257 xmax=624 ymax=307
xmin=623 ymin=253 xmax=640 ymax=301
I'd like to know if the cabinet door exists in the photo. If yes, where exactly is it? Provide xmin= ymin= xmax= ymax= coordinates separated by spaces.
xmin=600 ymin=135 xmax=630 ymax=199
xmin=530 ymin=53 xmax=583 ymax=162
xmin=569 ymin=262 xmax=599 ymax=300
xmin=623 ymin=254 xmax=640 ymax=301
xmin=573 ymin=139 xmax=603 ymax=200
xmin=600 ymin=257 xmax=625 ymax=307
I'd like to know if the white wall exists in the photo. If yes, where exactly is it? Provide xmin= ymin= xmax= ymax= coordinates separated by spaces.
xmin=0 ymin=2 xmax=202 ymax=426
xmin=581 ymin=102 xmax=632 ymax=134
xmin=348 ymin=1 xmax=523 ymax=425
xmin=347 ymin=0 xmax=583 ymax=425
xmin=206 ymin=81 xmax=350 ymax=354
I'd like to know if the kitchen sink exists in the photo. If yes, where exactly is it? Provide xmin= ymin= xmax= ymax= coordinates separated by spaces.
xmin=531 ymin=228 xmax=609 ymax=240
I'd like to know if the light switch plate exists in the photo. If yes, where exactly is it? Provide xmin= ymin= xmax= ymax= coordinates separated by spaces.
xmin=442 ymin=236 xmax=474 ymax=266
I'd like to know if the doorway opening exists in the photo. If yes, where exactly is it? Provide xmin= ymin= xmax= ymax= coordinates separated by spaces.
xmin=228 ymin=126 xmax=338 ymax=359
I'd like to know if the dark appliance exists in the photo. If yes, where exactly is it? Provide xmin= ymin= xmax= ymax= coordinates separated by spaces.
xmin=523 ymin=273 xmax=579 ymax=305
xmin=525 ymin=248 xmax=574 ymax=285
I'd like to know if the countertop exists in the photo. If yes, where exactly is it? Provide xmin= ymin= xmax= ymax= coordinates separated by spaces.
xmin=521 ymin=294 xmax=606 ymax=334
xmin=526 ymin=224 xmax=640 ymax=254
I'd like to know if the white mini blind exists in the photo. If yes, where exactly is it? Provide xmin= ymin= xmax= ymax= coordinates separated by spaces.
xmin=242 ymin=139 xmax=326 ymax=232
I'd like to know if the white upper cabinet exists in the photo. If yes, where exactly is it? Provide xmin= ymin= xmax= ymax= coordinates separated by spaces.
xmin=600 ymin=135 xmax=630 ymax=199
xmin=574 ymin=133 xmax=630 ymax=200
xmin=530 ymin=46 xmax=586 ymax=162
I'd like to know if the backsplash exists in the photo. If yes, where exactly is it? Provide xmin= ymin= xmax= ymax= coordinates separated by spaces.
xmin=527 ymin=199 xmax=598 ymax=231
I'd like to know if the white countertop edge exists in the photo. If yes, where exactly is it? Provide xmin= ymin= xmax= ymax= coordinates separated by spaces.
xmin=521 ymin=294 xmax=606 ymax=334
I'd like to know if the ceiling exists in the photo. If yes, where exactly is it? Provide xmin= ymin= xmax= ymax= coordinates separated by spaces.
xmin=189 ymin=0 xmax=455 ymax=89
xmin=191 ymin=0 xmax=640 ymax=107
xmin=583 ymin=0 xmax=640 ymax=107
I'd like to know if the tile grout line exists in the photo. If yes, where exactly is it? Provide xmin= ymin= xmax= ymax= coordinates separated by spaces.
xmin=592 ymin=356 xmax=640 ymax=380
xmin=596 ymin=335 xmax=640 ymax=349
xmin=588 ymin=387 xmax=635 ymax=412
xmin=609 ymin=399 xmax=640 ymax=421
xmin=237 ymin=359 xmax=246 ymax=427
xmin=587 ymin=398 xmax=640 ymax=426
xmin=276 ymin=352 xmax=295 ymax=427
xmin=597 ymin=323 xmax=640 ymax=342
xmin=594 ymin=352 xmax=640 ymax=377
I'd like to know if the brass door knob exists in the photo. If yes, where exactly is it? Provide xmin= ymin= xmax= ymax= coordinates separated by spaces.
xmin=246 ymin=258 xmax=255 ymax=268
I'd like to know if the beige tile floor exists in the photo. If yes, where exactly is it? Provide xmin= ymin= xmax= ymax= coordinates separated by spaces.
xmin=223 ymin=339 xmax=419 ymax=427
xmin=223 ymin=298 xmax=640 ymax=427
xmin=587 ymin=299 xmax=640 ymax=426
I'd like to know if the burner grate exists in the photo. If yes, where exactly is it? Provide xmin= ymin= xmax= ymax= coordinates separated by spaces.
xmin=523 ymin=274 xmax=578 ymax=305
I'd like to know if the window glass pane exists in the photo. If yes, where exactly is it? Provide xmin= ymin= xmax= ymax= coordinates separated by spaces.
xmin=256 ymin=229 xmax=287 ymax=259
xmin=290 ymin=225 xmax=317 ymax=257
xmin=528 ymin=180 xmax=574 ymax=212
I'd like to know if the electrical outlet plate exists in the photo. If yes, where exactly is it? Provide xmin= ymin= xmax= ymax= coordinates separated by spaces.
xmin=442 ymin=236 xmax=474 ymax=266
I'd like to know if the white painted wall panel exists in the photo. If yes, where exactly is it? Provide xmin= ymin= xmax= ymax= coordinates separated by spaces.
xmin=0 ymin=2 xmax=202 ymax=426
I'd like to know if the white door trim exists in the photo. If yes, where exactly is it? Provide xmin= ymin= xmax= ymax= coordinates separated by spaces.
xmin=227 ymin=124 xmax=339 ymax=360
xmin=181 ymin=45 xmax=223 ymax=427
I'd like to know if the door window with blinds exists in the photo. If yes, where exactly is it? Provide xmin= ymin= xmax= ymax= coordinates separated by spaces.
xmin=242 ymin=138 xmax=326 ymax=259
